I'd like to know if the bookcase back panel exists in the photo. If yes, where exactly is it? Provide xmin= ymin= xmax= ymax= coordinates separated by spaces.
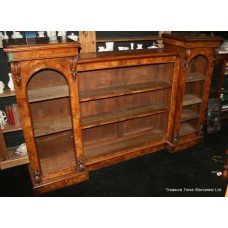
xmin=120 ymin=112 xmax=168 ymax=136
xmin=78 ymin=63 xmax=174 ymax=92
xmin=30 ymin=98 xmax=71 ymax=122
xmin=83 ymin=114 xmax=167 ymax=161
xmin=116 ymin=89 xmax=170 ymax=110
xmin=115 ymin=63 xmax=174 ymax=84
xmin=185 ymin=81 xmax=205 ymax=98
xmin=80 ymin=89 xmax=170 ymax=118
xmin=36 ymin=131 xmax=76 ymax=174
xmin=187 ymin=55 xmax=208 ymax=75
xmin=27 ymin=69 xmax=68 ymax=90
xmin=83 ymin=123 xmax=118 ymax=145
xmin=80 ymin=97 xmax=116 ymax=117
xmin=78 ymin=69 xmax=117 ymax=90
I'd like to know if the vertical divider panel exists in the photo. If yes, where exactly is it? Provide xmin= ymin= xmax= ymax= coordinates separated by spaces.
xmin=11 ymin=61 xmax=42 ymax=184
xmin=166 ymin=57 xmax=180 ymax=142
xmin=67 ymin=57 xmax=86 ymax=172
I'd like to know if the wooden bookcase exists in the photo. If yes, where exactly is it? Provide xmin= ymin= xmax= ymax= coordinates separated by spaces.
xmin=0 ymin=89 xmax=29 ymax=169
xmin=3 ymin=34 xmax=221 ymax=194
xmin=163 ymin=33 xmax=221 ymax=151
xmin=3 ymin=37 xmax=89 ymax=194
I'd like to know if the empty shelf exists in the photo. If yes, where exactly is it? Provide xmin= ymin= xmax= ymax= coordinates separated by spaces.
xmin=33 ymin=116 xmax=72 ymax=137
xmin=186 ymin=73 xmax=205 ymax=83
xmin=28 ymin=85 xmax=69 ymax=103
xmin=84 ymin=128 xmax=164 ymax=161
xmin=181 ymin=108 xmax=199 ymax=122
xmin=80 ymin=81 xmax=171 ymax=102
xmin=179 ymin=123 xmax=196 ymax=136
xmin=183 ymin=94 xmax=202 ymax=106
xmin=40 ymin=150 xmax=76 ymax=175
xmin=81 ymin=103 xmax=168 ymax=129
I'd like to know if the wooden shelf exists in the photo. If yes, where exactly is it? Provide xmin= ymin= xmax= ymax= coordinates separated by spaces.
xmin=28 ymin=85 xmax=69 ymax=103
xmin=96 ymin=36 xmax=162 ymax=43
xmin=28 ymin=81 xmax=171 ymax=103
xmin=33 ymin=116 xmax=72 ymax=137
xmin=0 ymin=148 xmax=29 ymax=169
xmin=80 ymin=81 xmax=171 ymax=102
xmin=82 ymin=104 xmax=168 ymax=129
xmin=84 ymin=128 xmax=164 ymax=161
xmin=40 ymin=150 xmax=76 ymax=175
xmin=179 ymin=123 xmax=196 ymax=136
xmin=0 ymin=89 xmax=15 ymax=98
xmin=33 ymin=103 xmax=167 ymax=137
xmin=2 ymin=123 xmax=22 ymax=133
xmin=181 ymin=108 xmax=199 ymax=122
xmin=186 ymin=73 xmax=205 ymax=83
xmin=183 ymin=94 xmax=202 ymax=106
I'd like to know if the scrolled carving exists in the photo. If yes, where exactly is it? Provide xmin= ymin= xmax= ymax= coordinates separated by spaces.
xmin=11 ymin=61 xmax=21 ymax=87
xmin=33 ymin=170 xmax=42 ymax=184
xmin=182 ymin=49 xmax=191 ymax=69
xmin=77 ymin=157 xmax=85 ymax=172
xmin=173 ymin=131 xmax=179 ymax=145
xmin=70 ymin=56 xmax=78 ymax=81
xmin=197 ymin=124 xmax=204 ymax=136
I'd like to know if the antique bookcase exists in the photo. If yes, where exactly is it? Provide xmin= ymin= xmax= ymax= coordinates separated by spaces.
xmin=3 ymin=38 xmax=89 ymax=194
xmin=162 ymin=33 xmax=221 ymax=152
xmin=3 ymin=34 xmax=221 ymax=194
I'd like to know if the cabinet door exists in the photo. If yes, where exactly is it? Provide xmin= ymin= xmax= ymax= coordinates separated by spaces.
xmin=11 ymin=58 xmax=88 ymax=193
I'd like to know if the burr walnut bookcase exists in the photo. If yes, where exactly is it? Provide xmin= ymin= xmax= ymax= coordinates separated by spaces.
xmin=162 ymin=34 xmax=221 ymax=152
xmin=3 ymin=34 xmax=221 ymax=194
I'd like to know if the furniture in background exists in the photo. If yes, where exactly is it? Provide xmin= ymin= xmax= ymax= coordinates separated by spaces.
xmin=0 ymin=88 xmax=29 ymax=169
xmin=78 ymin=31 xmax=171 ymax=53
xmin=3 ymin=34 xmax=221 ymax=194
